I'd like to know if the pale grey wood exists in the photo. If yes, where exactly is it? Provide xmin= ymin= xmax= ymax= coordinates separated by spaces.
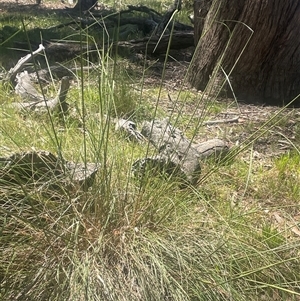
xmin=13 ymin=76 xmax=70 ymax=115
xmin=6 ymin=44 xmax=45 ymax=85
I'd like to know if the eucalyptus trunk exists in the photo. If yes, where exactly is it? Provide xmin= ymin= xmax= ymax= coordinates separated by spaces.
xmin=189 ymin=0 xmax=300 ymax=105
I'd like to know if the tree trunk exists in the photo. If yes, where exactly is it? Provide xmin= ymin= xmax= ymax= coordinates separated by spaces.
xmin=73 ymin=0 xmax=97 ymax=11
xmin=188 ymin=0 xmax=300 ymax=106
xmin=193 ymin=0 xmax=212 ymax=43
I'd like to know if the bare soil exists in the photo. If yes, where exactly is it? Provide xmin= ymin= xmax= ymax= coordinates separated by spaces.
xmin=0 ymin=0 xmax=68 ymax=12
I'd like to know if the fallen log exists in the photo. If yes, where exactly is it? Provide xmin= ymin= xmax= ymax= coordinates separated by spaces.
xmin=42 ymin=30 xmax=194 ymax=58
xmin=42 ymin=28 xmax=194 ymax=59
xmin=138 ymin=119 xmax=201 ymax=185
xmin=77 ymin=3 xmax=192 ymax=34
xmin=3 ymin=43 xmax=71 ymax=116
xmin=13 ymin=74 xmax=70 ymax=116
xmin=0 ymin=3 xmax=194 ymax=70
xmin=116 ymin=31 xmax=194 ymax=54
xmin=194 ymin=139 xmax=229 ymax=160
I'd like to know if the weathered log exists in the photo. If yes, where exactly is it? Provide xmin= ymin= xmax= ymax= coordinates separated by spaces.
xmin=14 ymin=71 xmax=44 ymax=102
xmin=125 ymin=3 xmax=193 ymax=34
xmin=41 ymin=30 xmax=194 ymax=58
xmin=42 ymin=29 xmax=194 ymax=58
xmin=16 ymin=32 xmax=193 ymax=61
xmin=140 ymin=119 xmax=201 ymax=184
xmin=13 ymin=75 xmax=70 ymax=116
xmin=1 ymin=4 xmax=194 ymax=71
xmin=94 ymin=5 xmax=192 ymax=33
xmin=3 ymin=43 xmax=71 ymax=115
xmin=102 ymin=16 xmax=157 ymax=35
xmin=116 ymin=31 xmax=194 ymax=54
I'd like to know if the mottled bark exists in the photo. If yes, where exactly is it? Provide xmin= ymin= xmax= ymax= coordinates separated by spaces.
xmin=193 ymin=0 xmax=212 ymax=43
xmin=132 ymin=119 xmax=229 ymax=185
xmin=189 ymin=0 xmax=300 ymax=105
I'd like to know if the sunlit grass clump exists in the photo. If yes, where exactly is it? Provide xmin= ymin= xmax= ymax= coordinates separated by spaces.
xmin=1 ymin=1 xmax=300 ymax=300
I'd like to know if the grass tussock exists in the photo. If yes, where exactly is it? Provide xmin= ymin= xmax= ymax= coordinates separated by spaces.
xmin=1 ymin=1 xmax=300 ymax=300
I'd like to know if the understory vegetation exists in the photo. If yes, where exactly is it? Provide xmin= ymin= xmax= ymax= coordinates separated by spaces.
xmin=1 ymin=0 xmax=300 ymax=300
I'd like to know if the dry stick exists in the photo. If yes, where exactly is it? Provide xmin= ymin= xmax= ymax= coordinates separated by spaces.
xmin=6 ymin=44 xmax=45 ymax=85
xmin=203 ymin=116 xmax=239 ymax=125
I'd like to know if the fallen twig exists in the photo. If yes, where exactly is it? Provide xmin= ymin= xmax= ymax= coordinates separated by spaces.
xmin=203 ymin=116 xmax=239 ymax=125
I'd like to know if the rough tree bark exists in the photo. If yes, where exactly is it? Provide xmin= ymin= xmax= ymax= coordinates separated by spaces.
xmin=193 ymin=0 xmax=212 ymax=44
xmin=189 ymin=0 xmax=300 ymax=106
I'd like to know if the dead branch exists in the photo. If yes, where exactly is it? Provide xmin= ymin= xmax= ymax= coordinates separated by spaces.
xmin=203 ymin=116 xmax=240 ymax=125
xmin=13 ymin=75 xmax=70 ymax=115
xmin=6 ymin=44 xmax=45 ymax=85
xmin=154 ymin=0 xmax=182 ymax=35
xmin=116 ymin=31 xmax=194 ymax=54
